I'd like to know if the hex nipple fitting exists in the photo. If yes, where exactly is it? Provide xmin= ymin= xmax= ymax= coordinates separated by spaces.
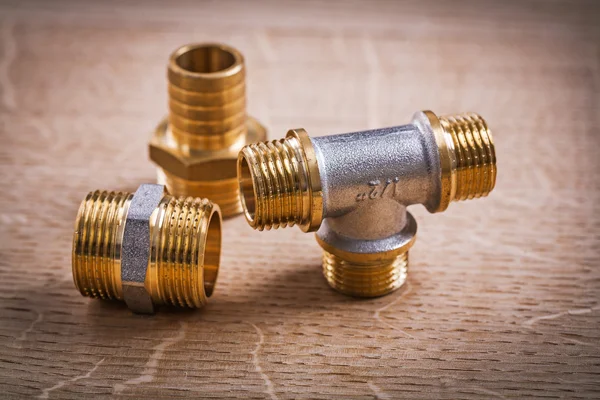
xmin=72 ymin=184 xmax=222 ymax=313
xmin=150 ymin=43 xmax=267 ymax=217
xmin=238 ymin=111 xmax=496 ymax=297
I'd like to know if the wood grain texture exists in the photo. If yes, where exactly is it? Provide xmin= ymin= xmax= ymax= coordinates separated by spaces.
xmin=0 ymin=0 xmax=599 ymax=398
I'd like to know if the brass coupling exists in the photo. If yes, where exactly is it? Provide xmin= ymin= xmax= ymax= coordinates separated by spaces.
xmin=238 ymin=111 xmax=497 ymax=297
xmin=150 ymin=43 xmax=267 ymax=218
xmin=72 ymin=184 xmax=222 ymax=313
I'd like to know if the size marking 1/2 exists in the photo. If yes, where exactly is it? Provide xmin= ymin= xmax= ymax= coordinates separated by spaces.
xmin=356 ymin=178 xmax=400 ymax=201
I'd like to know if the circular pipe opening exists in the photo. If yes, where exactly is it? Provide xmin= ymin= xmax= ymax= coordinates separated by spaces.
xmin=202 ymin=208 xmax=222 ymax=298
xmin=238 ymin=154 xmax=257 ymax=225
xmin=175 ymin=45 xmax=237 ymax=74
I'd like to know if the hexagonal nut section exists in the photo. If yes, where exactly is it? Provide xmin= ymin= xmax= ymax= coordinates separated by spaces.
xmin=149 ymin=117 xmax=267 ymax=182
xmin=121 ymin=184 xmax=165 ymax=314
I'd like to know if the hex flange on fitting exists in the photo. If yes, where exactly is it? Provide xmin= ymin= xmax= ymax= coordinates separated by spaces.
xmin=72 ymin=184 xmax=222 ymax=313
xmin=238 ymin=111 xmax=497 ymax=297
xmin=149 ymin=43 xmax=267 ymax=218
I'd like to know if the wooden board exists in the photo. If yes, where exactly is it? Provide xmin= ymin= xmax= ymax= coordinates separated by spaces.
xmin=1 ymin=0 xmax=599 ymax=398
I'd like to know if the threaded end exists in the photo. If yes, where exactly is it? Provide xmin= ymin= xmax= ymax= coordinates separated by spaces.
xmin=238 ymin=131 xmax=321 ymax=231
xmin=149 ymin=196 xmax=221 ymax=308
xmin=322 ymin=250 xmax=408 ymax=297
xmin=160 ymin=171 xmax=241 ymax=218
xmin=168 ymin=43 xmax=247 ymax=150
xmin=439 ymin=113 xmax=497 ymax=201
xmin=72 ymin=190 xmax=133 ymax=300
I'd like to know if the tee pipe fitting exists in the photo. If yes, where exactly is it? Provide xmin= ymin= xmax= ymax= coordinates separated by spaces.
xmin=72 ymin=184 xmax=222 ymax=313
xmin=149 ymin=43 xmax=267 ymax=218
xmin=238 ymin=111 xmax=497 ymax=297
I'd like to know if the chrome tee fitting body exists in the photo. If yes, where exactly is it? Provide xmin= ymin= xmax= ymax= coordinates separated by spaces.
xmin=238 ymin=111 xmax=496 ymax=297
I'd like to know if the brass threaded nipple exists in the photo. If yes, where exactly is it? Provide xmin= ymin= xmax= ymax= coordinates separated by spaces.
xmin=238 ymin=129 xmax=323 ymax=232
xmin=322 ymin=250 xmax=408 ymax=297
xmin=72 ymin=188 xmax=221 ymax=311
xmin=439 ymin=113 xmax=497 ymax=201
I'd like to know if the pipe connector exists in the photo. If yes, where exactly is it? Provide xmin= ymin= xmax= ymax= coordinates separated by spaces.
xmin=72 ymin=184 xmax=222 ymax=313
xmin=149 ymin=43 xmax=267 ymax=218
xmin=238 ymin=111 xmax=496 ymax=297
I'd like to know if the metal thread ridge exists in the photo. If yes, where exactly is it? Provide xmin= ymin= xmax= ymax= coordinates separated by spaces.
xmin=439 ymin=113 xmax=497 ymax=201
xmin=72 ymin=190 xmax=132 ymax=300
xmin=239 ymin=135 xmax=314 ymax=230
xmin=151 ymin=196 xmax=219 ymax=308
xmin=322 ymin=250 xmax=409 ymax=297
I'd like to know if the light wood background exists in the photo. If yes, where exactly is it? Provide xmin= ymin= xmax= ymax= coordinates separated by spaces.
xmin=1 ymin=0 xmax=599 ymax=398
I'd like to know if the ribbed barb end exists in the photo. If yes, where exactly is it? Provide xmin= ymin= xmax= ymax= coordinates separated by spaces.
xmin=72 ymin=190 xmax=133 ymax=300
xmin=237 ymin=129 xmax=323 ymax=232
xmin=322 ymin=250 xmax=409 ymax=297
xmin=150 ymin=196 xmax=221 ymax=308
xmin=167 ymin=43 xmax=247 ymax=150
xmin=439 ymin=113 xmax=497 ymax=201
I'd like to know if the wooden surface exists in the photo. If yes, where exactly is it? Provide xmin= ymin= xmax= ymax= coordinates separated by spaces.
xmin=1 ymin=0 xmax=599 ymax=398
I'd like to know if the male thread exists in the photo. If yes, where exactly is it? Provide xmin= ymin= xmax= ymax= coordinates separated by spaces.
xmin=168 ymin=44 xmax=247 ymax=150
xmin=72 ymin=190 xmax=132 ymax=300
xmin=72 ymin=190 xmax=221 ymax=309
xmin=150 ymin=196 xmax=220 ymax=308
xmin=238 ymin=134 xmax=316 ymax=231
xmin=439 ymin=113 xmax=497 ymax=201
xmin=322 ymin=250 xmax=409 ymax=298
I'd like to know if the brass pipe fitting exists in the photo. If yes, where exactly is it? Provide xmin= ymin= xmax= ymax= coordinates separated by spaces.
xmin=238 ymin=111 xmax=496 ymax=297
xmin=72 ymin=184 xmax=222 ymax=313
xmin=150 ymin=43 xmax=267 ymax=218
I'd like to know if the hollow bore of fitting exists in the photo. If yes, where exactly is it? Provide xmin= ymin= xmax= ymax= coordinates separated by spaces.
xmin=202 ymin=209 xmax=221 ymax=297
xmin=174 ymin=44 xmax=237 ymax=74
xmin=238 ymin=154 xmax=257 ymax=223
